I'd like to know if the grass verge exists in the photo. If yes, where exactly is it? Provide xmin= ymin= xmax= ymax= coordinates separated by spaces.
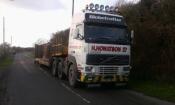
xmin=0 ymin=56 xmax=13 ymax=104
xmin=0 ymin=56 xmax=13 ymax=70
xmin=129 ymin=80 xmax=175 ymax=102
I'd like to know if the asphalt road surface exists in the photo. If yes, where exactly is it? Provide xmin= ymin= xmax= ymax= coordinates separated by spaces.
xmin=6 ymin=52 xmax=175 ymax=105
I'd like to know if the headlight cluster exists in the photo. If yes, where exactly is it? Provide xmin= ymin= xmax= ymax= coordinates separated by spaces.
xmin=85 ymin=66 xmax=93 ymax=72
xmin=85 ymin=3 xmax=119 ymax=14
xmin=85 ymin=66 xmax=99 ymax=74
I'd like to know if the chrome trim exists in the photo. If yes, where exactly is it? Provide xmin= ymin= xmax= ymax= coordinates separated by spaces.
xmin=99 ymin=66 xmax=119 ymax=75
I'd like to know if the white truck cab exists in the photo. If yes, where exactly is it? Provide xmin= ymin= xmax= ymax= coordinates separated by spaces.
xmin=68 ymin=3 xmax=131 ymax=85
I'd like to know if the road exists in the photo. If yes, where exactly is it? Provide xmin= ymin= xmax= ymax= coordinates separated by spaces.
xmin=6 ymin=52 xmax=175 ymax=105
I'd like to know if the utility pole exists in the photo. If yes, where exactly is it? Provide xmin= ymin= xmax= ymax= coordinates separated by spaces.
xmin=3 ymin=16 xmax=5 ymax=44
xmin=11 ymin=36 xmax=12 ymax=46
xmin=2 ymin=16 xmax=6 ymax=55
xmin=72 ymin=0 xmax=74 ymax=17
xmin=2 ymin=0 xmax=14 ymax=44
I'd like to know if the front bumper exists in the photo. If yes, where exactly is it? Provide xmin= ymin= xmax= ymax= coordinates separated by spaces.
xmin=80 ymin=74 xmax=129 ymax=83
xmin=77 ymin=65 xmax=130 ymax=83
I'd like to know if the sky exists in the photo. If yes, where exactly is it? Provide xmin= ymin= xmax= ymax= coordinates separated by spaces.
xmin=0 ymin=0 xmax=138 ymax=47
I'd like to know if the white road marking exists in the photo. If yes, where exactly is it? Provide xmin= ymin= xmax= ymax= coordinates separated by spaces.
xmin=61 ymin=83 xmax=91 ymax=104
xmin=37 ymin=66 xmax=91 ymax=104
xmin=38 ymin=67 xmax=51 ymax=77
xmin=19 ymin=60 xmax=32 ymax=73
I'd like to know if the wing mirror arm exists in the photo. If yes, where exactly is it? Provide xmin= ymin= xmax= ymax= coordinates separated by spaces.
xmin=78 ymin=34 xmax=84 ymax=40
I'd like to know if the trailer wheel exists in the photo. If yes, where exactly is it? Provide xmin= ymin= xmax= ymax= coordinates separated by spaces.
xmin=58 ymin=61 xmax=66 ymax=80
xmin=68 ymin=64 xmax=79 ymax=87
xmin=52 ymin=60 xmax=58 ymax=77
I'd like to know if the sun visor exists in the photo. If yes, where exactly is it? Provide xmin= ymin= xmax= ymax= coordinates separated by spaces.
xmin=85 ymin=13 xmax=126 ymax=26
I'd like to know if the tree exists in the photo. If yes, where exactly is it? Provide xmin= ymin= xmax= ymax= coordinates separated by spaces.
xmin=117 ymin=0 xmax=175 ymax=82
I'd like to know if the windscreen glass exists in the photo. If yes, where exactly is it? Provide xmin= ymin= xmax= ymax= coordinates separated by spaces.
xmin=84 ymin=24 xmax=130 ymax=45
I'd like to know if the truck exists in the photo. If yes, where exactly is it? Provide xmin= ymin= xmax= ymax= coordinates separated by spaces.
xmin=35 ymin=3 xmax=133 ymax=87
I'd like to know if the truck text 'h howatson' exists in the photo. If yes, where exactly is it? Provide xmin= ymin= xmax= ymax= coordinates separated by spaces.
xmin=35 ymin=3 xmax=133 ymax=87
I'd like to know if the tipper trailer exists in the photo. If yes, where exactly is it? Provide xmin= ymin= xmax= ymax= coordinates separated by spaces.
xmin=35 ymin=3 xmax=133 ymax=87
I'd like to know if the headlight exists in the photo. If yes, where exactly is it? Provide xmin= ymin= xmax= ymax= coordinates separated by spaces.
xmin=85 ymin=66 xmax=93 ymax=72
xmin=95 ymin=4 xmax=99 ymax=10
xmin=105 ymin=5 xmax=110 ymax=12
xmin=100 ymin=5 xmax=104 ymax=11
xmin=89 ymin=3 xmax=94 ymax=10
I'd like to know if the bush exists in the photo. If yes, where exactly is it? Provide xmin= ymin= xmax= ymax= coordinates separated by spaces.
xmin=0 ymin=43 xmax=11 ymax=62
xmin=118 ymin=0 xmax=175 ymax=82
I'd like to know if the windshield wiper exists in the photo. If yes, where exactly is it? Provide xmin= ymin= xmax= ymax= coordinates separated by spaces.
xmin=87 ymin=37 xmax=112 ymax=41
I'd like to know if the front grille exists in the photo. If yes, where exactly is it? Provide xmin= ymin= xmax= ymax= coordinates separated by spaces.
xmin=86 ymin=54 xmax=129 ymax=65
xmin=99 ymin=66 xmax=119 ymax=75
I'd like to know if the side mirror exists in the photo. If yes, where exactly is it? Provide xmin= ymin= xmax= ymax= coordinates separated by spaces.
xmin=131 ymin=30 xmax=134 ymax=44
xmin=78 ymin=33 xmax=84 ymax=40
xmin=74 ymin=28 xmax=84 ymax=40
xmin=131 ymin=30 xmax=134 ymax=39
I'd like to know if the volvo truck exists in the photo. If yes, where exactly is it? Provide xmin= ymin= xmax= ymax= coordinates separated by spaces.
xmin=35 ymin=3 xmax=133 ymax=87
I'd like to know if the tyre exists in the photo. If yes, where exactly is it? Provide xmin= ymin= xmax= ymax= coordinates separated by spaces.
xmin=68 ymin=64 xmax=79 ymax=87
xmin=51 ymin=60 xmax=58 ymax=77
xmin=34 ymin=60 xmax=39 ymax=65
xmin=57 ymin=61 xmax=66 ymax=80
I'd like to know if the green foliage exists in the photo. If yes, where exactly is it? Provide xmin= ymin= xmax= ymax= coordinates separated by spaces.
xmin=51 ymin=29 xmax=69 ymax=42
xmin=50 ymin=29 xmax=70 ymax=46
xmin=0 ymin=56 xmax=13 ymax=70
xmin=119 ymin=0 xmax=175 ymax=82
xmin=130 ymin=80 xmax=175 ymax=102
xmin=0 ymin=43 xmax=11 ymax=62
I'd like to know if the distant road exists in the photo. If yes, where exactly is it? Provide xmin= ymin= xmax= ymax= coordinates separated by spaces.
xmin=6 ymin=52 xmax=175 ymax=105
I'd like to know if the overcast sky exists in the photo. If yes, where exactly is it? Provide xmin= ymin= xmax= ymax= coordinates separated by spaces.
xmin=0 ymin=0 xmax=138 ymax=47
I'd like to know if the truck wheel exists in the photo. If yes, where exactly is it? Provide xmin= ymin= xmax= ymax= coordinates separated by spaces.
xmin=68 ymin=65 xmax=79 ymax=87
xmin=52 ymin=60 xmax=58 ymax=77
xmin=58 ymin=61 xmax=66 ymax=80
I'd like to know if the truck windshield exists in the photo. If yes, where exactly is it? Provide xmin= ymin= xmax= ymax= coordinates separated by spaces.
xmin=84 ymin=24 xmax=130 ymax=45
